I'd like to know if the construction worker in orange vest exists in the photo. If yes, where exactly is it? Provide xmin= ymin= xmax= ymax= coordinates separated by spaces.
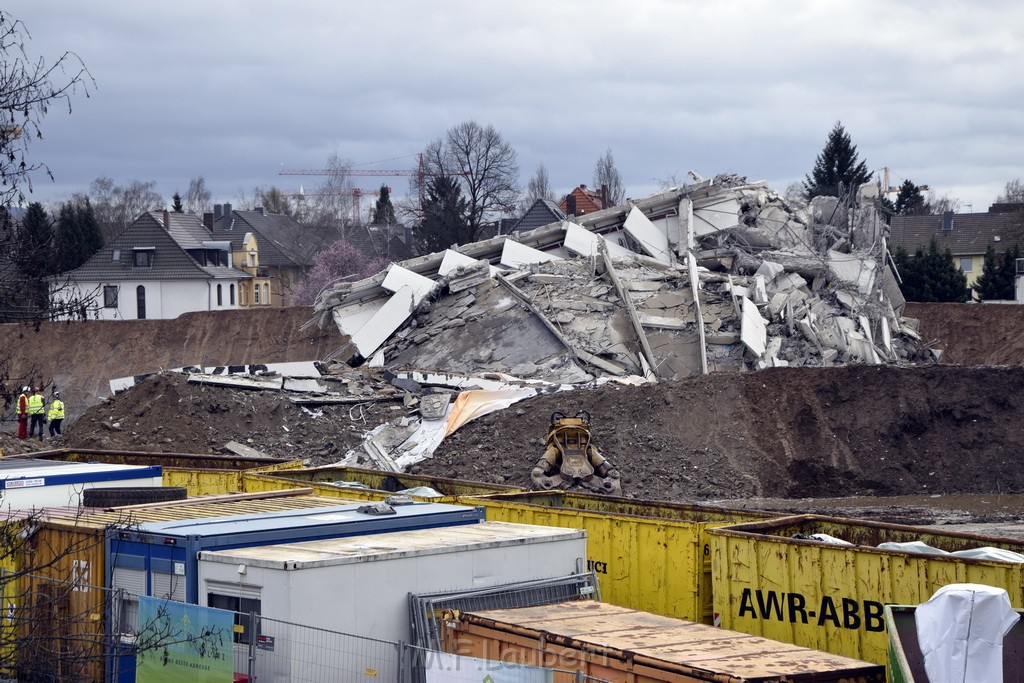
xmin=16 ymin=386 xmax=30 ymax=440
xmin=27 ymin=387 xmax=46 ymax=440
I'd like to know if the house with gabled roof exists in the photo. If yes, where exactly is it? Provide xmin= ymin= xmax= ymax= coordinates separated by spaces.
xmin=514 ymin=198 xmax=566 ymax=233
xmin=51 ymin=210 xmax=249 ymax=320
xmin=210 ymin=204 xmax=334 ymax=307
xmin=890 ymin=204 xmax=1024 ymax=296
xmin=559 ymin=184 xmax=608 ymax=217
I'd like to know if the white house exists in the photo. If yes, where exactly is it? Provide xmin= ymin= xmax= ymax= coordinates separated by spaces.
xmin=52 ymin=210 xmax=250 ymax=320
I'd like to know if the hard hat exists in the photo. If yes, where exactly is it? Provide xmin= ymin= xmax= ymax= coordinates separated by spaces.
xmin=53 ymin=391 xmax=60 ymax=397
xmin=22 ymin=386 xmax=29 ymax=392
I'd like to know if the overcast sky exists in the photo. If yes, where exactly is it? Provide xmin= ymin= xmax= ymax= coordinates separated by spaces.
xmin=8 ymin=1 xmax=1024 ymax=217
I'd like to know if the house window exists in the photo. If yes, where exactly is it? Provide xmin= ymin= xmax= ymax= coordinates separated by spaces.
xmin=112 ymin=249 xmax=121 ymax=261
xmin=208 ymin=593 xmax=261 ymax=644
xmin=136 ymin=285 xmax=146 ymax=319
xmin=230 ymin=283 xmax=235 ymax=305
xmin=103 ymin=285 xmax=119 ymax=308
xmin=216 ymin=283 xmax=223 ymax=306
xmin=959 ymin=257 xmax=973 ymax=273
xmin=240 ymin=285 xmax=246 ymax=306
xmin=133 ymin=249 xmax=153 ymax=268
xmin=254 ymin=284 xmax=260 ymax=304
xmin=263 ymin=283 xmax=270 ymax=305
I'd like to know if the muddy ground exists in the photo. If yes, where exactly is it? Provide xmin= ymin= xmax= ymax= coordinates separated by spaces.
xmin=2 ymin=303 xmax=1024 ymax=529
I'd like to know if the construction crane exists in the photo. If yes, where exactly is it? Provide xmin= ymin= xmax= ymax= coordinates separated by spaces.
xmin=283 ymin=186 xmax=390 ymax=226
xmin=881 ymin=167 xmax=929 ymax=195
xmin=281 ymin=153 xmax=429 ymax=206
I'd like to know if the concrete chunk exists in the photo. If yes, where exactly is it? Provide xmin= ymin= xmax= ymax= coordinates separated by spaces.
xmin=382 ymin=264 xmax=437 ymax=303
xmin=623 ymin=206 xmax=672 ymax=264
xmin=740 ymin=297 xmax=767 ymax=357
xmin=500 ymin=240 xmax=561 ymax=268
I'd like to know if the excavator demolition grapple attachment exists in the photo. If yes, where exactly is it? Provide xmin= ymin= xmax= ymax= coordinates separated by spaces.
xmin=531 ymin=411 xmax=621 ymax=495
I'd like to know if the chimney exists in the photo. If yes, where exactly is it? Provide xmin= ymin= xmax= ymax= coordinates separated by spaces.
xmin=579 ymin=183 xmax=587 ymax=190
xmin=162 ymin=209 xmax=170 ymax=231
xmin=566 ymin=194 xmax=577 ymax=216
xmin=224 ymin=202 xmax=232 ymax=217
xmin=214 ymin=204 xmax=223 ymax=221
xmin=941 ymin=211 xmax=954 ymax=233
xmin=203 ymin=212 xmax=214 ymax=230
xmin=255 ymin=207 xmax=265 ymax=216
xmin=600 ymin=183 xmax=609 ymax=209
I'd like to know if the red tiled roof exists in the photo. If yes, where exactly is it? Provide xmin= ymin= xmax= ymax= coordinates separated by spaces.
xmin=559 ymin=185 xmax=606 ymax=216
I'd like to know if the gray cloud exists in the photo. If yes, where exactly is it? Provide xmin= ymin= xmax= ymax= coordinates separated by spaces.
xmin=9 ymin=0 xmax=1024 ymax=211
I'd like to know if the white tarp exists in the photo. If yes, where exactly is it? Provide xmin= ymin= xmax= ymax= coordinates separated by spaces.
xmin=425 ymin=651 xmax=553 ymax=683
xmin=916 ymin=583 xmax=1020 ymax=683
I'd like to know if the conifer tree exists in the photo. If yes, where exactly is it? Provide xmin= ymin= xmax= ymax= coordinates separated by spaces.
xmin=893 ymin=239 xmax=969 ymax=302
xmin=893 ymin=179 xmax=927 ymax=216
xmin=172 ymin=192 xmax=184 ymax=212
xmin=13 ymin=202 xmax=55 ymax=312
xmin=53 ymin=199 xmax=103 ymax=273
xmin=803 ymin=122 xmax=871 ymax=200
xmin=416 ymin=176 xmax=470 ymax=254
xmin=976 ymin=244 xmax=1020 ymax=301
xmin=370 ymin=184 xmax=396 ymax=225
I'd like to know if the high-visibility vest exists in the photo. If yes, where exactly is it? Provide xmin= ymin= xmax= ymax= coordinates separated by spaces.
xmin=17 ymin=394 xmax=28 ymax=417
xmin=27 ymin=394 xmax=45 ymax=415
xmin=48 ymin=400 xmax=65 ymax=421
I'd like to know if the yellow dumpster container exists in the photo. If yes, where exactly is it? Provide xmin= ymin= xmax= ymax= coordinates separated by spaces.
xmin=709 ymin=514 xmax=1024 ymax=665
xmin=466 ymin=491 xmax=777 ymax=623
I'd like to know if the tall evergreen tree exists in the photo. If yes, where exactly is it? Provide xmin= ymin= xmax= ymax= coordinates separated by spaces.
xmin=893 ymin=179 xmax=927 ymax=216
xmin=976 ymin=244 xmax=1021 ymax=301
xmin=53 ymin=200 xmax=103 ymax=273
xmin=803 ymin=122 xmax=871 ymax=200
xmin=13 ymin=202 xmax=55 ymax=313
xmin=370 ymin=184 xmax=396 ymax=225
xmin=171 ymin=192 xmax=184 ymax=213
xmin=893 ymin=239 xmax=969 ymax=302
xmin=415 ymin=176 xmax=470 ymax=254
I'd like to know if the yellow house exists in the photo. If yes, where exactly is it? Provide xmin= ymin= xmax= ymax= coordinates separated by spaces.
xmin=890 ymin=204 xmax=1024 ymax=297
xmin=233 ymin=232 xmax=274 ymax=308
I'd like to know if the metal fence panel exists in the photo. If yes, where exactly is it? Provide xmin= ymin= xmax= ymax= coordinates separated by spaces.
xmin=241 ymin=612 xmax=402 ymax=682
xmin=409 ymin=572 xmax=600 ymax=651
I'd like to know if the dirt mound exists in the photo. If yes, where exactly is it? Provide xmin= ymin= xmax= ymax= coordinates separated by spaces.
xmin=419 ymin=365 xmax=1024 ymax=501
xmin=61 ymin=372 xmax=398 ymax=459
xmin=1 ymin=307 xmax=343 ymax=424
xmin=907 ymin=302 xmax=1024 ymax=365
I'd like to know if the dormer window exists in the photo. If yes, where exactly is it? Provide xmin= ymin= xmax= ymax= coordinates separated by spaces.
xmin=133 ymin=247 xmax=154 ymax=269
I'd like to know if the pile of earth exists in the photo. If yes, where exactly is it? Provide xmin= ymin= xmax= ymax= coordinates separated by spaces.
xmin=57 ymin=372 xmax=398 ymax=461
xmin=906 ymin=302 xmax=1024 ymax=365
xmin=54 ymin=365 xmax=1024 ymax=508
xmin=418 ymin=364 xmax=1024 ymax=502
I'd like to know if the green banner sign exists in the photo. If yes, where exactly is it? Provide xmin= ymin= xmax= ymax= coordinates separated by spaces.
xmin=135 ymin=595 xmax=234 ymax=682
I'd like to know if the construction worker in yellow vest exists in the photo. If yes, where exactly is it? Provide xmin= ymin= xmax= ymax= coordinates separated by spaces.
xmin=47 ymin=391 xmax=65 ymax=438
xmin=27 ymin=387 xmax=46 ymax=440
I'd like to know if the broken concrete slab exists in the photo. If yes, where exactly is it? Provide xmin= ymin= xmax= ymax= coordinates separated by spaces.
xmin=382 ymin=264 xmax=438 ymax=301
xmin=624 ymin=206 xmax=673 ymax=264
xmin=501 ymin=239 xmax=562 ymax=267
xmin=828 ymin=249 xmax=877 ymax=296
xmin=740 ymin=296 xmax=767 ymax=357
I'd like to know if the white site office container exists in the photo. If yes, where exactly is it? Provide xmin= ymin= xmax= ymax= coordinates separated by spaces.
xmin=0 ymin=459 xmax=161 ymax=510
xmin=198 ymin=521 xmax=586 ymax=681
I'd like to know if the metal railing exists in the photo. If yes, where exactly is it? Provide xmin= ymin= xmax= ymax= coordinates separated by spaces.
xmin=409 ymin=572 xmax=601 ymax=651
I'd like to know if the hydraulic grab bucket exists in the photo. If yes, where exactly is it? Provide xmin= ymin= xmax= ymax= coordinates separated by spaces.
xmin=531 ymin=411 xmax=621 ymax=495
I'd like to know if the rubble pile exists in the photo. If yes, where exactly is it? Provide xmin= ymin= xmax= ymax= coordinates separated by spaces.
xmin=315 ymin=174 xmax=927 ymax=387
